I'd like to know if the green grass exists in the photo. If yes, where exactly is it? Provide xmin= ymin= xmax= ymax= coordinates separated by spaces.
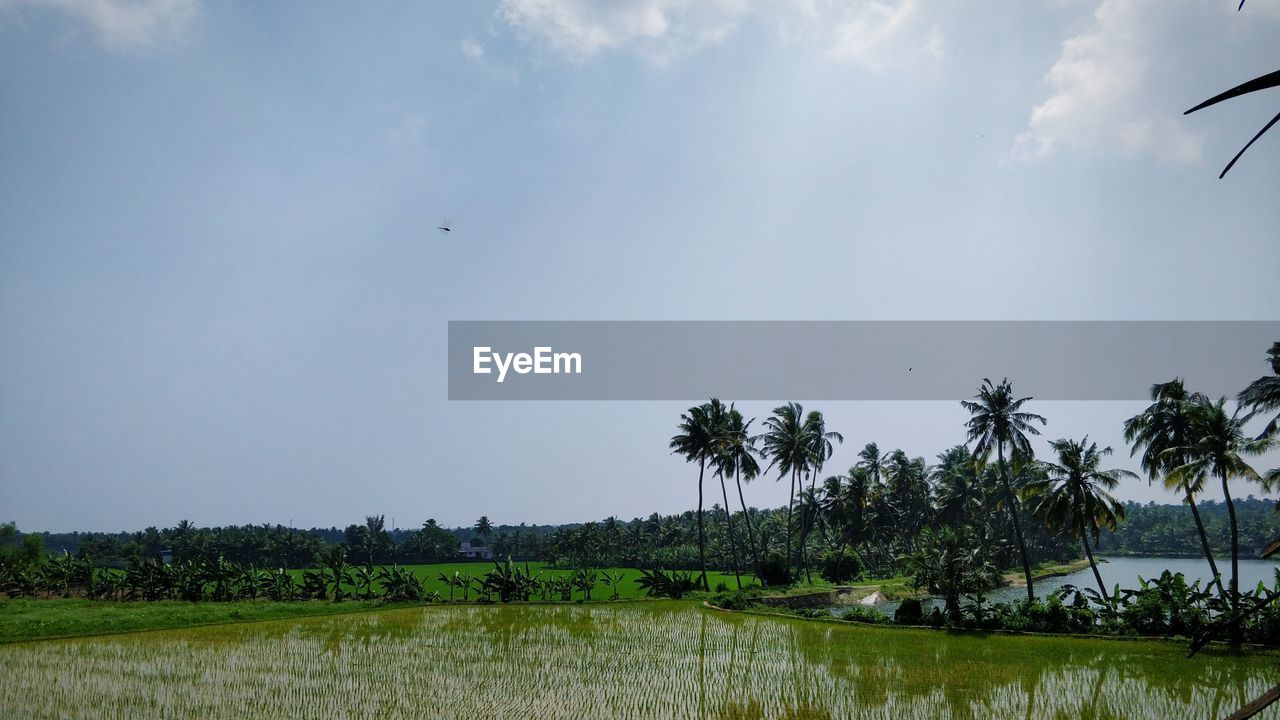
xmin=0 ymin=564 xmax=759 ymax=643
xmin=2 ymin=601 xmax=1273 ymax=719
xmin=289 ymin=562 xmax=759 ymax=599
xmin=0 ymin=598 xmax=403 ymax=643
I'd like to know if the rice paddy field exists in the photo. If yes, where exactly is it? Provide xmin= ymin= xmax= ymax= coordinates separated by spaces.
xmin=3 ymin=601 xmax=1276 ymax=719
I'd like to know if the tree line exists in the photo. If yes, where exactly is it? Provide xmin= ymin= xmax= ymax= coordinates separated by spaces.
xmin=677 ymin=342 xmax=1278 ymax=642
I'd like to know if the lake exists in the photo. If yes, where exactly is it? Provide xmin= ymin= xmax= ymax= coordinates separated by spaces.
xmin=864 ymin=556 xmax=1280 ymax=617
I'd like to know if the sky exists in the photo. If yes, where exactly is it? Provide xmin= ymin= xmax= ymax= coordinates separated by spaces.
xmin=1 ymin=0 xmax=1277 ymax=533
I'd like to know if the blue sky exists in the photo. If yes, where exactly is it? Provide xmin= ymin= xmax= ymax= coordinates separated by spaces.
xmin=1 ymin=0 xmax=1277 ymax=531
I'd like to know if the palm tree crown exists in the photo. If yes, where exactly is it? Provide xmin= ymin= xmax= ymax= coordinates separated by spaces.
xmin=1028 ymin=438 xmax=1133 ymax=541
xmin=961 ymin=378 xmax=1046 ymax=466
xmin=1238 ymin=341 xmax=1280 ymax=439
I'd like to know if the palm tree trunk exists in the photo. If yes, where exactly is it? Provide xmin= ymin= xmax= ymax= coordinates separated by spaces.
xmin=802 ymin=471 xmax=816 ymax=583
xmin=719 ymin=474 xmax=742 ymax=589
xmin=735 ymin=467 xmax=762 ymax=580
xmin=1221 ymin=471 xmax=1240 ymax=644
xmin=1185 ymin=491 xmax=1223 ymax=593
xmin=785 ymin=468 xmax=797 ymax=577
xmin=1081 ymin=532 xmax=1110 ymax=610
xmin=800 ymin=513 xmax=812 ymax=584
xmin=697 ymin=457 xmax=709 ymax=591
xmin=999 ymin=447 xmax=1035 ymax=603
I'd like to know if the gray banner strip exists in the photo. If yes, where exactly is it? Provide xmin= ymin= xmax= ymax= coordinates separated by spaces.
xmin=447 ymin=321 xmax=1279 ymax=401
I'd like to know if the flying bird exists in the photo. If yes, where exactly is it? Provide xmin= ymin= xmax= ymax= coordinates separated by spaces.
xmin=437 ymin=219 xmax=452 ymax=233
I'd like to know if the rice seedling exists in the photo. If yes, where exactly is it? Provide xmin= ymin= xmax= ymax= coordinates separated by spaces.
xmin=0 ymin=602 xmax=1273 ymax=719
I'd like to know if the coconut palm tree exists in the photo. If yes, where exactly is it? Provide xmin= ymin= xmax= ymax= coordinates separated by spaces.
xmin=710 ymin=408 xmax=746 ymax=589
xmin=961 ymin=378 xmax=1046 ymax=602
xmin=671 ymin=399 xmax=726 ymax=591
xmin=1169 ymin=397 xmax=1274 ymax=640
xmin=474 ymin=516 xmax=494 ymax=540
xmin=856 ymin=442 xmax=884 ymax=486
xmin=721 ymin=406 xmax=763 ymax=579
xmin=1124 ymin=379 xmax=1221 ymax=590
xmin=759 ymin=403 xmax=814 ymax=578
xmin=932 ymin=445 xmax=982 ymax=529
xmin=798 ymin=410 xmax=842 ymax=580
xmin=904 ymin=527 xmax=994 ymax=621
xmin=840 ymin=466 xmax=873 ymax=553
xmin=1026 ymin=437 xmax=1135 ymax=607
xmin=1238 ymin=341 xmax=1280 ymax=440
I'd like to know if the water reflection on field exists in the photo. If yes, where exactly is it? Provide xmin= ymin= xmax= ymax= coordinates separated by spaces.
xmin=1 ymin=602 xmax=1275 ymax=719
xmin=867 ymin=557 xmax=1280 ymax=617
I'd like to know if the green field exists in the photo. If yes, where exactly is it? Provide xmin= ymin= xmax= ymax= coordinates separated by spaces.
xmin=288 ymin=561 xmax=759 ymax=599
xmin=0 ymin=598 xmax=406 ymax=643
xmin=2 ymin=601 xmax=1274 ymax=719
xmin=0 ymin=564 xmax=759 ymax=643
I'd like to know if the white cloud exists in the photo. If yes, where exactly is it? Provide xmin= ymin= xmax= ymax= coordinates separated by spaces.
xmin=1 ymin=0 xmax=198 ymax=52
xmin=497 ymin=0 xmax=752 ymax=63
xmin=824 ymin=0 xmax=916 ymax=65
xmin=1011 ymin=0 xmax=1203 ymax=165
xmin=460 ymin=36 xmax=485 ymax=60
xmin=498 ymin=0 xmax=944 ymax=67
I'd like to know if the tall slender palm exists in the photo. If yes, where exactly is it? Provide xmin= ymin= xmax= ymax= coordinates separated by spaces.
xmin=759 ymin=403 xmax=811 ymax=577
xmin=1026 ymin=437 xmax=1135 ymax=607
xmin=670 ymin=399 xmax=726 ymax=591
xmin=708 ymin=409 xmax=742 ymax=589
xmin=721 ymin=406 xmax=763 ymax=580
xmin=961 ymin=378 xmax=1046 ymax=602
xmin=1123 ymin=379 xmax=1221 ymax=590
xmin=798 ymin=410 xmax=842 ymax=580
xmin=1169 ymin=397 xmax=1274 ymax=640
xmin=474 ymin=516 xmax=493 ymax=540
xmin=1238 ymin=341 xmax=1280 ymax=440
xmin=796 ymin=486 xmax=823 ymax=580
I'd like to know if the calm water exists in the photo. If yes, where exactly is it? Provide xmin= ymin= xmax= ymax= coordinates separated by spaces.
xmin=867 ymin=556 xmax=1280 ymax=617
xmin=1 ymin=602 xmax=1275 ymax=719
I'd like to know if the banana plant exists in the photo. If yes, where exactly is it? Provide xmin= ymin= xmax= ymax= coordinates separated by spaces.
xmin=267 ymin=568 xmax=298 ymax=602
xmin=301 ymin=570 xmax=328 ymax=600
xmin=377 ymin=564 xmax=423 ymax=602
xmin=573 ymin=568 xmax=598 ymax=601
xmin=350 ymin=564 xmax=378 ymax=601
xmin=316 ymin=546 xmax=353 ymax=602
xmin=600 ymin=570 xmax=626 ymax=600
xmin=437 ymin=571 xmax=459 ymax=602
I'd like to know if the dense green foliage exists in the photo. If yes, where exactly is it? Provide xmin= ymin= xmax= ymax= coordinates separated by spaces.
xmin=1097 ymin=497 xmax=1280 ymax=556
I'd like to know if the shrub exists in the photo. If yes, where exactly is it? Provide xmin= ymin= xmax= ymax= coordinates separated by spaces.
xmin=758 ymin=553 xmax=793 ymax=587
xmin=635 ymin=568 xmax=699 ymax=599
xmin=838 ymin=606 xmax=889 ymax=624
xmin=819 ymin=549 xmax=860 ymax=584
xmin=792 ymin=607 xmax=829 ymax=619
xmin=894 ymin=598 xmax=924 ymax=625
